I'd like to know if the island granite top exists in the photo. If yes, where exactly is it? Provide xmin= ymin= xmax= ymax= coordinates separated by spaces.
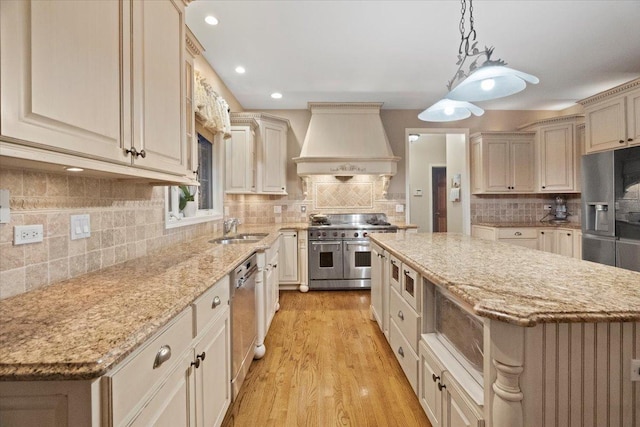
xmin=369 ymin=232 xmax=640 ymax=327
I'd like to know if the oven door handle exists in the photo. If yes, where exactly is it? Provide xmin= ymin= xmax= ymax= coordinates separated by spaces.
xmin=344 ymin=241 xmax=370 ymax=251
xmin=310 ymin=241 xmax=342 ymax=251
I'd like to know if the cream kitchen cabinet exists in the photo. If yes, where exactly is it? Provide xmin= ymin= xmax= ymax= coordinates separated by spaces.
xmin=279 ymin=231 xmax=299 ymax=285
xmin=370 ymin=241 xmax=389 ymax=336
xmin=226 ymin=124 xmax=256 ymax=193
xmin=0 ymin=0 xmax=192 ymax=183
xmin=388 ymin=262 xmax=422 ymax=393
xmin=184 ymin=28 xmax=205 ymax=179
xmin=537 ymin=229 xmax=556 ymax=253
xmin=519 ymin=115 xmax=583 ymax=193
xmin=555 ymin=228 xmax=575 ymax=258
xmin=419 ymin=340 xmax=484 ymax=427
xmin=495 ymin=227 xmax=538 ymax=250
xmin=226 ymin=113 xmax=290 ymax=194
xmin=579 ymin=79 xmax=640 ymax=153
xmin=470 ymin=132 xmax=536 ymax=194
xmin=264 ymin=237 xmax=281 ymax=335
xmin=573 ymin=230 xmax=583 ymax=260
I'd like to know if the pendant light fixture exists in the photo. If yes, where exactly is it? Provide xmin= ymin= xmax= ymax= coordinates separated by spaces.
xmin=419 ymin=0 xmax=539 ymax=122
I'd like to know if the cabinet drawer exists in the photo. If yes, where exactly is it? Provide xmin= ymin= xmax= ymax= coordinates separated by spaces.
xmin=108 ymin=309 xmax=193 ymax=425
xmin=389 ymin=254 xmax=402 ymax=293
xmin=389 ymin=287 xmax=420 ymax=353
xmin=496 ymin=227 xmax=537 ymax=239
xmin=193 ymin=275 xmax=230 ymax=336
xmin=390 ymin=319 xmax=419 ymax=394
xmin=401 ymin=263 xmax=421 ymax=311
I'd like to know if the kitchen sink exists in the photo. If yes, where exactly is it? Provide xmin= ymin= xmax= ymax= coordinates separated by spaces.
xmin=209 ymin=233 xmax=269 ymax=244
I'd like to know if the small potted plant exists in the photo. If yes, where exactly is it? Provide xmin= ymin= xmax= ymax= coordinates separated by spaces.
xmin=179 ymin=185 xmax=197 ymax=217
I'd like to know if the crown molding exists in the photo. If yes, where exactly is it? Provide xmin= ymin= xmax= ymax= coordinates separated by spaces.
xmin=307 ymin=102 xmax=384 ymax=111
xmin=517 ymin=114 xmax=585 ymax=131
xmin=578 ymin=78 xmax=640 ymax=106
xmin=230 ymin=112 xmax=291 ymax=128
xmin=470 ymin=131 xmax=536 ymax=139
xmin=185 ymin=27 xmax=204 ymax=57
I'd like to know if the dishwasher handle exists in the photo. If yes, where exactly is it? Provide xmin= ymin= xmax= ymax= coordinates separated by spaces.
xmin=237 ymin=264 xmax=259 ymax=288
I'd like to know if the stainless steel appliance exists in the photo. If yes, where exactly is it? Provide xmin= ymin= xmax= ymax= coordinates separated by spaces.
xmin=307 ymin=213 xmax=398 ymax=289
xmin=230 ymin=253 xmax=258 ymax=399
xmin=582 ymin=146 xmax=640 ymax=271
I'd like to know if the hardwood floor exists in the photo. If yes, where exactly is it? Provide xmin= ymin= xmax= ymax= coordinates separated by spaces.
xmin=222 ymin=290 xmax=431 ymax=427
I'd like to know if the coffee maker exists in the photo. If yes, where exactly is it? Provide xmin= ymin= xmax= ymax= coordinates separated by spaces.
xmin=550 ymin=195 xmax=569 ymax=224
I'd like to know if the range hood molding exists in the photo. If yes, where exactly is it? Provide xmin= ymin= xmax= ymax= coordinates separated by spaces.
xmin=294 ymin=102 xmax=400 ymax=176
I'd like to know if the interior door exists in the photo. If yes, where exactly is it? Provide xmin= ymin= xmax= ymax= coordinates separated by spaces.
xmin=432 ymin=167 xmax=448 ymax=232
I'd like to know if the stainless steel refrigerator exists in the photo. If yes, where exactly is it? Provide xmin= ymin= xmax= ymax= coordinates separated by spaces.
xmin=582 ymin=146 xmax=640 ymax=271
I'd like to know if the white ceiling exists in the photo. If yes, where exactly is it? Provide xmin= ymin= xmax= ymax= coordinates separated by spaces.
xmin=185 ymin=1 xmax=640 ymax=111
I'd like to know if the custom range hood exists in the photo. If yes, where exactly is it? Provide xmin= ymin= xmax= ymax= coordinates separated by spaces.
xmin=293 ymin=102 xmax=400 ymax=176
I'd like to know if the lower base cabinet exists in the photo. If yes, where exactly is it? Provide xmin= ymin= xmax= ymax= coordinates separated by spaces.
xmin=0 ymin=276 xmax=231 ymax=427
xmin=419 ymin=340 xmax=484 ymax=427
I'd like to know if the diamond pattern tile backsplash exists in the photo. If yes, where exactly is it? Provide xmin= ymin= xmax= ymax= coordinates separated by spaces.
xmin=315 ymin=182 xmax=373 ymax=209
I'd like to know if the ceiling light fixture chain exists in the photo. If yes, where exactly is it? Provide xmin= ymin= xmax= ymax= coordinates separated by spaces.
xmin=448 ymin=0 xmax=504 ymax=91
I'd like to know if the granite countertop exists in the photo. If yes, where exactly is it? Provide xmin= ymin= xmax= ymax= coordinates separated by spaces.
xmin=473 ymin=221 xmax=581 ymax=230
xmin=370 ymin=233 xmax=640 ymax=327
xmin=0 ymin=223 xmax=303 ymax=381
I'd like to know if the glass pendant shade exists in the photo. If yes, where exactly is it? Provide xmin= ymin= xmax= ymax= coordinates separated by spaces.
xmin=447 ymin=65 xmax=540 ymax=102
xmin=418 ymin=99 xmax=484 ymax=122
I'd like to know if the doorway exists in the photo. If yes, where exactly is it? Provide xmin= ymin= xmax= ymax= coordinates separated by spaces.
xmin=432 ymin=167 xmax=447 ymax=232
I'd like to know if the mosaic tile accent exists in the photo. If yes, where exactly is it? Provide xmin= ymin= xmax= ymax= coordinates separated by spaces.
xmin=315 ymin=182 xmax=374 ymax=209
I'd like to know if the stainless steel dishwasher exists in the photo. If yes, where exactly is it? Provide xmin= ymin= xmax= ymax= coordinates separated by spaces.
xmin=230 ymin=253 xmax=258 ymax=400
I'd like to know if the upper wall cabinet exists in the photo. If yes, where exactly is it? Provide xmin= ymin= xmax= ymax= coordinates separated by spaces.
xmin=519 ymin=115 xmax=584 ymax=194
xmin=0 ymin=0 xmax=193 ymax=183
xmin=470 ymin=132 xmax=536 ymax=194
xmin=226 ymin=113 xmax=290 ymax=195
xmin=578 ymin=79 xmax=640 ymax=154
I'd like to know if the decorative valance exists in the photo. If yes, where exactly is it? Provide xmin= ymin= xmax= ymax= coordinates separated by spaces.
xmin=194 ymin=71 xmax=231 ymax=138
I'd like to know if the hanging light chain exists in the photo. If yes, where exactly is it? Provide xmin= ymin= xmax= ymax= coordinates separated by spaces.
xmin=448 ymin=0 xmax=504 ymax=91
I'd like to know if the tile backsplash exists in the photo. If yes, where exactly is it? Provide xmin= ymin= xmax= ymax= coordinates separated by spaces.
xmin=0 ymin=167 xmax=219 ymax=300
xmin=471 ymin=194 xmax=581 ymax=224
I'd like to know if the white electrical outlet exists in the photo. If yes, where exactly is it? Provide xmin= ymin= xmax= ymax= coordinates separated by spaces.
xmin=273 ymin=205 xmax=282 ymax=214
xmin=300 ymin=205 xmax=307 ymax=213
xmin=395 ymin=204 xmax=404 ymax=213
xmin=631 ymin=359 xmax=640 ymax=381
xmin=14 ymin=225 xmax=44 ymax=245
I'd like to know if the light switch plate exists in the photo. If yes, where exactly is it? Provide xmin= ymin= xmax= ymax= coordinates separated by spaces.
xmin=70 ymin=214 xmax=91 ymax=240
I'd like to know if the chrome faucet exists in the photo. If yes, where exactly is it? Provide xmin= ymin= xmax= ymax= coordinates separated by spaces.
xmin=223 ymin=218 xmax=240 ymax=235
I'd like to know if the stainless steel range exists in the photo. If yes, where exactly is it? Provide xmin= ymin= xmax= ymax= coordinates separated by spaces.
xmin=307 ymin=213 xmax=398 ymax=290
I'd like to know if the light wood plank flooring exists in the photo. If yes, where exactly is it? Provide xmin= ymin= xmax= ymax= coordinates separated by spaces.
xmin=222 ymin=290 xmax=431 ymax=427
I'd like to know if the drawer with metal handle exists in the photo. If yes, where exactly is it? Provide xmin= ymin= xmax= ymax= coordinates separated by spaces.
xmin=497 ymin=227 xmax=537 ymax=239
xmin=389 ymin=319 xmax=419 ymax=393
xmin=389 ymin=287 xmax=421 ymax=353
xmin=193 ymin=275 xmax=230 ymax=336
xmin=106 ymin=308 xmax=193 ymax=426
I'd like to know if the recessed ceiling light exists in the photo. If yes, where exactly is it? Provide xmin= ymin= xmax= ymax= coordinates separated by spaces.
xmin=204 ymin=15 xmax=218 ymax=26
xmin=271 ymin=92 xmax=283 ymax=99
xmin=65 ymin=167 xmax=84 ymax=172
xmin=235 ymin=66 xmax=246 ymax=74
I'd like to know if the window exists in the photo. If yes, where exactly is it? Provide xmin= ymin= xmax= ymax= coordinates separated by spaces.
xmin=165 ymin=132 xmax=223 ymax=228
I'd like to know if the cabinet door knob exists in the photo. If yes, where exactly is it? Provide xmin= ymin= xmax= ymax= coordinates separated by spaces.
xmin=212 ymin=296 xmax=221 ymax=308
xmin=404 ymin=270 xmax=410 ymax=276
xmin=432 ymin=374 xmax=440 ymax=382
xmin=153 ymin=345 xmax=172 ymax=369
xmin=190 ymin=358 xmax=200 ymax=369
xmin=628 ymin=138 xmax=634 ymax=142
xmin=138 ymin=149 xmax=146 ymax=158
xmin=124 ymin=147 xmax=138 ymax=157
xmin=540 ymin=231 xmax=545 ymax=235
xmin=567 ymin=233 xmax=572 ymax=236
xmin=619 ymin=140 xmax=625 ymax=143
xmin=542 ymin=186 xmax=546 ymax=189
xmin=398 ymin=347 xmax=404 ymax=358
xmin=438 ymin=382 xmax=447 ymax=391
xmin=197 ymin=351 xmax=206 ymax=361
xmin=398 ymin=310 xmax=404 ymax=321
xmin=515 ymin=232 xmax=522 ymax=236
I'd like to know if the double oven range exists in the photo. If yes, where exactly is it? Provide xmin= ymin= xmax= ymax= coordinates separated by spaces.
xmin=307 ymin=213 xmax=398 ymax=290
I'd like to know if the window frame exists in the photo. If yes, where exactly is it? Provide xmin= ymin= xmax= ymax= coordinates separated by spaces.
xmin=165 ymin=130 xmax=224 ymax=229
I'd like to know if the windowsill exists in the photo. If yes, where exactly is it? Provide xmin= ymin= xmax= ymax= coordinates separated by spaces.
xmin=165 ymin=212 xmax=223 ymax=229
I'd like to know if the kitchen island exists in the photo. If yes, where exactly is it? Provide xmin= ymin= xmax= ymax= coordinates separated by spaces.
xmin=369 ymin=232 xmax=639 ymax=427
